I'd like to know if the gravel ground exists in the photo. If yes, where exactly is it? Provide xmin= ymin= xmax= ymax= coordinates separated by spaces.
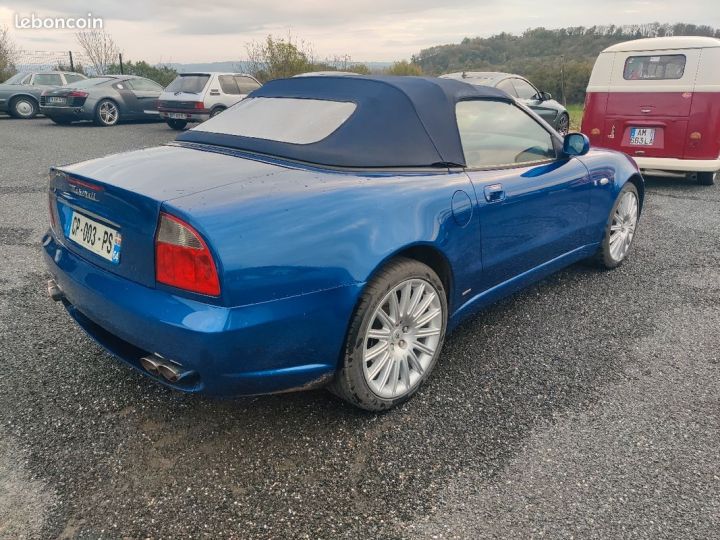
xmin=0 ymin=116 xmax=718 ymax=539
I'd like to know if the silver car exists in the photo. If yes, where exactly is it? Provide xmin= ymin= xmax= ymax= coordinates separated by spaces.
xmin=40 ymin=75 xmax=164 ymax=126
xmin=0 ymin=71 xmax=87 ymax=118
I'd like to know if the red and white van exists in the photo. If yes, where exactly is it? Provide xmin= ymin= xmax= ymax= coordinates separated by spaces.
xmin=582 ymin=36 xmax=720 ymax=185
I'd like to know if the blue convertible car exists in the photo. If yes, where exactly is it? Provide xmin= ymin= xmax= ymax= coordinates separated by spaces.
xmin=44 ymin=75 xmax=643 ymax=410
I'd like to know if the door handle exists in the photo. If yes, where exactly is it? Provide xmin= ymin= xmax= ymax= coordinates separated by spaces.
xmin=484 ymin=183 xmax=506 ymax=203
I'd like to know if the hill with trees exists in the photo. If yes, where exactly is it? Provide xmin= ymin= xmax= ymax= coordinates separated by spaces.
xmin=412 ymin=23 xmax=720 ymax=103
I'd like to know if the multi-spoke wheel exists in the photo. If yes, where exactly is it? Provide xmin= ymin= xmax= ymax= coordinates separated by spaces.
xmin=556 ymin=113 xmax=570 ymax=136
xmin=94 ymin=99 xmax=120 ymax=126
xmin=596 ymin=183 xmax=640 ymax=268
xmin=332 ymin=258 xmax=447 ymax=411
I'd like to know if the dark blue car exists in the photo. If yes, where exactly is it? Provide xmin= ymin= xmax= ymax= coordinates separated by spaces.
xmin=44 ymin=75 xmax=643 ymax=410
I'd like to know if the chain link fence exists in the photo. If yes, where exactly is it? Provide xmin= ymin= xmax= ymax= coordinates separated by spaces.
xmin=13 ymin=49 xmax=95 ymax=74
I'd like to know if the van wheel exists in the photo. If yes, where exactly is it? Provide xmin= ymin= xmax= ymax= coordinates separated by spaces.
xmin=166 ymin=119 xmax=187 ymax=130
xmin=331 ymin=258 xmax=448 ymax=411
xmin=697 ymin=172 xmax=716 ymax=186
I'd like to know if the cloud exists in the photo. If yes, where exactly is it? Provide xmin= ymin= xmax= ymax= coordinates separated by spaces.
xmin=1 ymin=0 xmax=718 ymax=62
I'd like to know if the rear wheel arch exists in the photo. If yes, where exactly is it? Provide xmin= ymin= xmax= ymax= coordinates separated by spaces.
xmin=625 ymin=174 xmax=645 ymax=213
xmin=393 ymin=245 xmax=453 ymax=307
xmin=209 ymin=105 xmax=226 ymax=117
xmin=361 ymin=244 xmax=454 ymax=312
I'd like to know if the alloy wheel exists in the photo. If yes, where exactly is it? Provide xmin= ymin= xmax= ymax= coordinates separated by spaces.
xmin=557 ymin=114 xmax=570 ymax=136
xmin=362 ymin=278 xmax=443 ymax=399
xmin=99 ymin=101 xmax=119 ymax=125
xmin=609 ymin=190 xmax=639 ymax=262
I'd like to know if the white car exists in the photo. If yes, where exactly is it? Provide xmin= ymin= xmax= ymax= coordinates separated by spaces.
xmin=158 ymin=72 xmax=261 ymax=130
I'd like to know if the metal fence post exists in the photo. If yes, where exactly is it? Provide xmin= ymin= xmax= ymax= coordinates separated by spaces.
xmin=69 ymin=51 xmax=74 ymax=72
xmin=119 ymin=53 xmax=124 ymax=74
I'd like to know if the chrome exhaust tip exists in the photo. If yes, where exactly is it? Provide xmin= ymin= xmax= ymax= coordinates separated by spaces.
xmin=157 ymin=363 xmax=181 ymax=383
xmin=47 ymin=279 xmax=64 ymax=302
xmin=140 ymin=355 xmax=161 ymax=375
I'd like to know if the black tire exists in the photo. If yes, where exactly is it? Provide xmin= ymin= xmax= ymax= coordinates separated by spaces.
xmin=594 ymin=182 xmax=640 ymax=269
xmin=50 ymin=117 xmax=73 ymax=125
xmin=166 ymin=119 xmax=188 ymax=130
xmin=697 ymin=172 xmax=716 ymax=186
xmin=93 ymin=99 xmax=120 ymax=126
xmin=9 ymin=96 xmax=38 ymax=119
xmin=331 ymin=258 xmax=448 ymax=411
xmin=556 ymin=113 xmax=570 ymax=136
xmin=209 ymin=107 xmax=225 ymax=118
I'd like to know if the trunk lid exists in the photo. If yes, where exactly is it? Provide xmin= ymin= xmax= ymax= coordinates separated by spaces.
xmin=50 ymin=144 xmax=289 ymax=288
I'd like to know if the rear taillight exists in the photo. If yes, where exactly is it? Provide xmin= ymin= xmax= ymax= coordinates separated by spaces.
xmin=194 ymin=101 xmax=204 ymax=109
xmin=155 ymin=213 xmax=220 ymax=296
xmin=48 ymin=192 xmax=58 ymax=232
xmin=68 ymin=90 xmax=89 ymax=98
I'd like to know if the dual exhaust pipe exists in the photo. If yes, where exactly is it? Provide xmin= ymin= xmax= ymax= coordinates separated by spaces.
xmin=140 ymin=354 xmax=188 ymax=384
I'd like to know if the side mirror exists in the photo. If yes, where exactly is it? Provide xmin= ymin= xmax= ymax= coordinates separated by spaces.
xmin=537 ymin=91 xmax=552 ymax=101
xmin=563 ymin=132 xmax=590 ymax=156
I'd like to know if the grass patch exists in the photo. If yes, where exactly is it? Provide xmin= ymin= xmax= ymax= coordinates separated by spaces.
xmin=566 ymin=103 xmax=584 ymax=132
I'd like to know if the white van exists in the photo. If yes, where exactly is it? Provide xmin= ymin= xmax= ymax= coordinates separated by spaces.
xmin=158 ymin=72 xmax=261 ymax=130
xmin=582 ymin=36 xmax=720 ymax=185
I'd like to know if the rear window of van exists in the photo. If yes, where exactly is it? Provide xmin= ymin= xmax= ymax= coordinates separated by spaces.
xmin=623 ymin=54 xmax=686 ymax=81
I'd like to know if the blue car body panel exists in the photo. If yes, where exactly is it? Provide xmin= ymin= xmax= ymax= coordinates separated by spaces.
xmin=43 ymin=76 xmax=644 ymax=396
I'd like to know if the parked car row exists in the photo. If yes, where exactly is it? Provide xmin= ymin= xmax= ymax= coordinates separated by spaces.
xmin=4 ymin=35 xmax=718 ymax=182
xmin=0 ymin=70 xmax=261 ymax=128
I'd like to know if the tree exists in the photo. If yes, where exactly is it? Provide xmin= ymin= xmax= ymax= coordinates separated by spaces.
xmin=385 ymin=60 xmax=423 ymax=76
xmin=0 ymin=26 xmax=17 ymax=82
xmin=245 ymin=34 xmax=370 ymax=81
xmin=412 ymin=22 xmax=720 ymax=103
xmin=246 ymin=34 xmax=315 ymax=82
xmin=76 ymin=30 xmax=120 ymax=75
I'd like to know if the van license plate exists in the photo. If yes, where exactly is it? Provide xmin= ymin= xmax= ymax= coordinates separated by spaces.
xmin=629 ymin=128 xmax=655 ymax=146
xmin=65 ymin=210 xmax=121 ymax=264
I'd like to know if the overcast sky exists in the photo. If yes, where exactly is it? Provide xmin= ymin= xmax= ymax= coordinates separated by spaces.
xmin=1 ymin=0 xmax=718 ymax=63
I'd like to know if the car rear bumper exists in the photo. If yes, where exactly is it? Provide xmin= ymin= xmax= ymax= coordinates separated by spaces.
xmin=634 ymin=156 xmax=720 ymax=173
xmin=159 ymin=109 xmax=210 ymax=122
xmin=40 ymin=105 xmax=91 ymax=120
xmin=42 ymin=230 xmax=361 ymax=397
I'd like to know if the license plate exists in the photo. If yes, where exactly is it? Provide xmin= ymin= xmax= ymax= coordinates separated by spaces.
xmin=169 ymin=113 xmax=187 ymax=119
xmin=629 ymin=128 xmax=656 ymax=146
xmin=65 ymin=211 xmax=121 ymax=264
xmin=47 ymin=97 xmax=66 ymax=104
